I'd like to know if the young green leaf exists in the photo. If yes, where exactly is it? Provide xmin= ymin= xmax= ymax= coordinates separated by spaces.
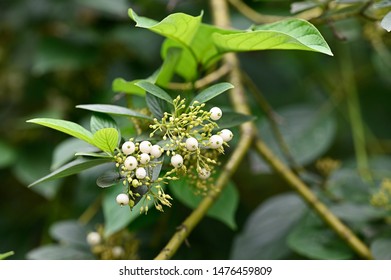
xmin=76 ymin=104 xmax=153 ymax=120
xmin=135 ymin=80 xmax=173 ymax=104
xmin=191 ymin=82 xmax=234 ymax=105
xmin=92 ymin=128 xmax=119 ymax=154
xmin=28 ymin=157 xmax=113 ymax=187
xmin=169 ymin=179 xmax=239 ymax=230
xmin=128 ymin=9 xmax=202 ymax=46
xmin=27 ymin=118 xmax=94 ymax=145
xmin=213 ymin=19 xmax=333 ymax=56
xmin=112 ymin=78 xmax=145 ymax=96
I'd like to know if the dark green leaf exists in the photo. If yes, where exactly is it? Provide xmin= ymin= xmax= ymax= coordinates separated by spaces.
xmin=214 ymin=19 xmax=333 ymax=56
xmin=191 ymin=82 xmax=234 ymax=105
xmin=27 ymin=118 xmax=94 ymax=145
xmin=169 ymin=179 xmax=239 ymax=229
xmin=26 ymin=245 xmax=94 ymax=260
xmin=287 ymin=212 xmax=355 ymax=259
xmin=371 ymin=238 xmax=391 ymax=259
xmin=231 ymin=193 xmax=306 ymax=259
xmin=135 ymin=80 xmax=173 ymax=104
xmin=96 ymin=170 xmax=122 ymax=188
xmin=216 ymin=111 xmax=256 ymax=129
xmin=49 ymin=220 xmax=89 ymax=249
xmin=146 ymin=92 xmax=167 ymax=119
xmin=330 ymin=202 xmax=388 ymax=223
xmin=76 ymin=104 xmax=153 ymax=120
xmin=90 ymin=113 xmax=118 ymax=134
xmin=0 ymin=140 xmax=16 ymax=169
xmin=103 ymin=184 xmax=155 ymax=236
xmin=28 ymin=157 xmax=113 ymax=187
xmin=255 ymin=104 xmax=336 ymax=172
xmin=92 ymin=128 xmax=119 ymax=154
xmin=74 ymin=152 xmax=113 ymax=159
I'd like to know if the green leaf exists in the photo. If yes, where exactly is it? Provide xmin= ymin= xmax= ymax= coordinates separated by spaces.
xmin=0 ymin=140 xmax=16 ymax=169
xmin=74 ymin=152 xmax=113 ymax=159
xmin=191 ymin=82 xmax=234 ymax=105
xmin=129 ymin=9 xmax=202 ymax=46
xmin=76 ymin=104 xmax=153 ymax=120
xmin=96 ymin=170 xmax=122 ymax=188
xmin=146 ymin=92 xmax=168 ymax=119
xmin=51 ymin=138 xmax=95 ymax=170
xmin=90 ymin=113 xmax=118 ymax=134
xmin=214 ymin=19 xmax=333 ymax=56
xmin=0 ymin=251 xmax=14 ymax=260
xmin=28 ymin=157 xmax=112 ymax=187
xmin=135 ymin=80 xmax=173 ymax=104
xmin=49 ymin=220 xmax=89 ymax=249
xmin=381 ymin=11 xmax=391 ymax=32
xmin=290 ymin=1 xmax=319 ymax=14
xmin=156 ymin=47 xmax=182 ymax=86
xmin=255 ymin=104 xmax=336 ymax=172
xmin=329 ymin=202 xmax=387 ymax=224
xmin=103 ymin=184 xmax=155 ymax=237
xmin=287 ymin=212 xmax=355 ymax=259
xmin=27 ymin=118 xmax=94 ymax=145
xmin=169 ymin=179 xmax=239 ymax=230
xmin=112 ymin=78 xmax=146 ymax=96
xmin=92 ymin=128 xmax=119 ymax=154
xmin=371 ymin=238 xmax=391 ymax=259
xmin=216 ymin=111 xmax=256 ymax=129
xmin=231 ymin=193 xmax=306 ymax=259
xmin=26 ymin=245 xmax=94 ymax=260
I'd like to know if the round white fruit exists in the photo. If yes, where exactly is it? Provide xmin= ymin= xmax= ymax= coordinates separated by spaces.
xmin=171 ymin=154 xmax=184 ymax=168
xmin=121 ymin=141 xmax=135 ymax=155
xmin=210 ymin=107 xmax=222 ymax=121
xmin=185 ymin=137 xmax=198 ymax=151
xmin=124 ymin=156 xmax=138 ymax=170
xmin=209 ymin=134 xmax=224 ymax=149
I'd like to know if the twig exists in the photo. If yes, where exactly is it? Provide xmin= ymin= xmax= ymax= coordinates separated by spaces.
xmin=168 ymin=63 xmax=232 ymax=90
xmin=254 ymin=137 xmax=373 ymax=259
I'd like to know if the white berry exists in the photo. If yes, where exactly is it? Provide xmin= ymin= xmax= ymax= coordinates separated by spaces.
xmin=112 ymin=246 xmax=124 ymax=258
xmin=210 ymin=107 xmax=222 ymax=121
xmin=198 ymin=168 xmax=211 ymax=179
xmin=139 ymin=153 xmax=150 ymax=164
xmin=219 ymin=129 xmax=233 ymax=142
xmin=185 ymin=137 xmax=198 ymax=151
xmin=116 ymin=193 xmax=129 ymax=206
xmin=121 ymin=141 xmax=135 ymax=155
xmin=139 ymin=141 xmax=152 ymax=154
xmin=171 ymin=154 xmax=183 ymax=168
xmin=124 ymin=156 xmax=138 ymax=170
xmin=86 ymin=231 xmax=101 ymax=246
xmin=209 ymin=134 xmax=224 ymax=149
xmin=135 ymin=167 xmax=147 ymax=179
xmin=150 ymin=144 xmax=163 ymax=158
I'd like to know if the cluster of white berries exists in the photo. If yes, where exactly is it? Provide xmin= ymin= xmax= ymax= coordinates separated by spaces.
xmin=114 ymin=95 xmax=234 ymax=211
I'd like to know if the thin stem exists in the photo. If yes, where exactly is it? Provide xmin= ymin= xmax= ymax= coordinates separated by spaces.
xmin=254 ymin=137 xmax=373 ymax=259
xmin=341 ymin=45 xmax=372 ymax=182
xmin=0 ymin=251 xmax=14 ymax=260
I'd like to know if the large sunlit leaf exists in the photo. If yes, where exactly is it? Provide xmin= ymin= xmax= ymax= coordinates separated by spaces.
xmin=231 ymin=193 xmax=306 ymax=259
xmin=191 ymin=82 xmax=234 ymax=105
xmin=76 ymin=104 xmax=153 ymax=120
xmin=169 ymin=179 xmax=239 ymax=230
xmin=92 ymin=128 xmax=119 ymax=154
xmin=129 ymin=9 xmax=202 ymax=46
xmin=28 ymin=157 xmax=113 ymax=187
xmin=213 ymin=19 xmax=333 ymax=56
xmin=27 ymin=118 xmax=94 ymax=145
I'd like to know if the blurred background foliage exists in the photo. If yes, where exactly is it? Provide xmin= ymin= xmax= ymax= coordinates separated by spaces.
xmin=1 ymin=0 xmax=391 ymax=259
